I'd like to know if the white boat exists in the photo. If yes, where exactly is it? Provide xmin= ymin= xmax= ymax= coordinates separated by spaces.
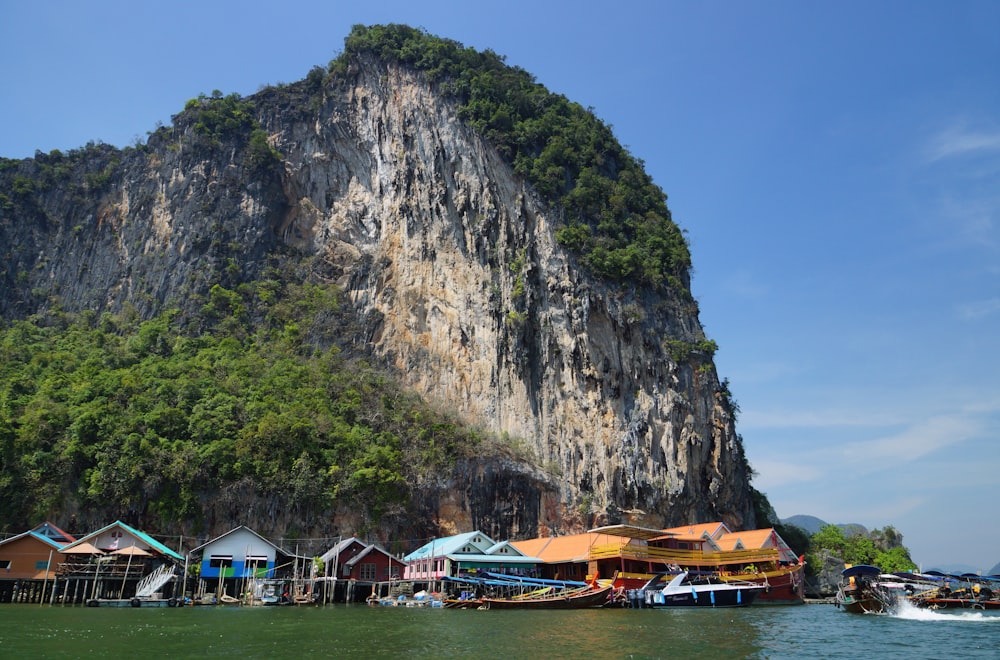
xmin=630 ymin=571 xmax=765 ymax=608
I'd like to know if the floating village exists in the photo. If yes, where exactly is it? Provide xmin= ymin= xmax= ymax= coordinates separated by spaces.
xmin=3 ymin=519 xmax=993 ymax=613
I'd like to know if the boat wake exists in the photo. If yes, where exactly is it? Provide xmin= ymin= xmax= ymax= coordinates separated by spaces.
xmin=891 ymin=598 xmax=1000 ymax=623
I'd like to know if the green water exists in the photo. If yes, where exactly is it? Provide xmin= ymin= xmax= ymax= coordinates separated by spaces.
xmin=1 ymin=602 xmax=998 ymax=658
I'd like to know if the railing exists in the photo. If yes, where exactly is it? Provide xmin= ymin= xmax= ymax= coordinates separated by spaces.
xmin=588 ymin=544 xmax=780 ymax=566
xmin=57 ymin=558 xmax=145 ymax=578
xmin=135 ymin=564 xmax=175 ymax=598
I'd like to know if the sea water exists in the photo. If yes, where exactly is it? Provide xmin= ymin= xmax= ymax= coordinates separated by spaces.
xmin=0 ymin=601 xmax=997 ymax=658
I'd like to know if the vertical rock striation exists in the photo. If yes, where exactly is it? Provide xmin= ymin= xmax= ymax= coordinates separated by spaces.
xmin=260 ymin=54 xmax=754 ymax=534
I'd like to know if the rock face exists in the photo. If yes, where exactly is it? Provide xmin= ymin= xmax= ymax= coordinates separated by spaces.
xmin=0 ymin=49 xmax=755 ymax=539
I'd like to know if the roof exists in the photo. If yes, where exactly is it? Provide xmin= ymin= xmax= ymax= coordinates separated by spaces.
xmin=319 ymin=537 xmax=367 ymax=564
xmin=404 ymin=531 xmax=497 ymax=562
xmin=659 ymin=522 xmax=732 ymax=540
xmin=511 ymin=532 xmax=638 ymax=563
xmin=484 ymin=540 xmax=523 ymax=555
xmin=62 ymin=521 xmax=183 ymax=561
xmin=0 ymin=530 xmax=68 ymax=552
xmin=31 ymin=521 xmax=76 ymax=544
xmin=446 ymin=553 xmax=540 ymax=566
xmin=717 ymin=528 xmax=776 ymax=551
xmin=328 ymin=539 xmax=405 ymax=568
xmin=190 ymin=525 xmax=293 ymax=557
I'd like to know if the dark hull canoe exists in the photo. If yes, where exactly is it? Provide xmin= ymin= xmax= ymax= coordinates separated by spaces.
xmin=913 ymin=597 xmax=1000 ymax=610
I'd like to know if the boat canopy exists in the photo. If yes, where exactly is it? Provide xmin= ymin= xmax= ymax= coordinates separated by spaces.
xmin=442 ymin=575 xmax=520 ymax=587
xmin=482 ymin=572 xmax=589 ymax=588
xmin=842 ymin=565 xmax=881 ymax=578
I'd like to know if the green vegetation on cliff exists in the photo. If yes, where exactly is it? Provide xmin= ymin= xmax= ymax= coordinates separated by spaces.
xmin=0 ymin=280 xmax=481 ymax=532
xmin=807 ymin=523 xmax=917 ymax=573
xmin=338 ymin=24 xmax=691 ymax=293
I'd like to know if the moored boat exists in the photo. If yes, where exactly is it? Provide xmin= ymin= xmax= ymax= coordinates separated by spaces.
xmin=908 ymin=573 xmax=1000 ymax=610
xmin=630 ymin=571 xmax=764 ymax=608
xmin=479 ymin=584 xmax=613 ymax=609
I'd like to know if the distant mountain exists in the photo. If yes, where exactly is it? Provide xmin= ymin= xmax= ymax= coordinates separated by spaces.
xmin=782 ymin=515 xmax=826 ymax=535
xmin=781 ymin=515 xmax=868 ymax=537
xmin=990 ymin=562 xmax=1000 ymax=576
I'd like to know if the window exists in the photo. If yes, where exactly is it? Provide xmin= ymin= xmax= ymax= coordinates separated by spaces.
xmin=209 ymin=556 xmax=233 ymax=569
xmin=360 ymin=563 xmax=377 ymax=581
xmin=387 ymin=565 xmax=400 ymax=579
xmin=0 ymin=560 xmax=11 ymax=570
xmin=245 ymin=555 xmax=268 ymax=576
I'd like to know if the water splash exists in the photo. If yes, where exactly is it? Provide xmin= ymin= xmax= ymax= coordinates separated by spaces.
xmin=892 ymin=597 xmax=1000 ymax=623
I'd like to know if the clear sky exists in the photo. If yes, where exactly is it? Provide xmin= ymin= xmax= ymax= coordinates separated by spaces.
xmin=2 ymin=1 xmax=998 ymax=572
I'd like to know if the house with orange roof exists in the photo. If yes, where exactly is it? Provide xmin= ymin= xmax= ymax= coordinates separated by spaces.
xmin=659 ymin=522 xmax=732 ymax=542
xmin=511 ymin=531 xmax=645 ymax=582
xmin=513 ymin=523 xmax=805 ymax=602
xmin=716 ymin=528 xmax=799 ymax=564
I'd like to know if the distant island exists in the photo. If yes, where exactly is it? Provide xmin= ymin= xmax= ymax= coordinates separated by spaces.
xmin=782 ymin=514 xmax=999 ymax=577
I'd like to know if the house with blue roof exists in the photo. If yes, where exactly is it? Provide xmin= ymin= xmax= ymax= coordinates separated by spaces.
xmin=54 ymin=520 xmax=183 ymax=602
xmin=60 ymin=520 xmax=184 ymax=561
xmin=402 ymin=531 xmax=540 ymax=581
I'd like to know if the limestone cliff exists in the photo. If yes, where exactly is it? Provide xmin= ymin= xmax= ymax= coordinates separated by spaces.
xmin=0 ymin=29 xmax=755 ymax=541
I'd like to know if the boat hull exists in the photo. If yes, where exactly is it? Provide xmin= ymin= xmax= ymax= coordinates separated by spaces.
xmin=618 ymin=564 xmax=806 ymax=605
xmin=836 ymin=594 xmax=886 ymax=614
xmin=86 ymin=597 xmax=181 ymax=608
xmin=480 ymin=586 xmax=612 ymax=609
xmin=912 ymin=598 xmax=1000 ymax=610
xmin=639 ymin=586 xmax=763 ymax=608
xmin=716 ymin=565 xmax=805 ymax=605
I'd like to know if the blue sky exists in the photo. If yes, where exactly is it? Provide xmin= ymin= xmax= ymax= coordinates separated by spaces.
xmin=2 ymin=1 xmax=998 ymax=572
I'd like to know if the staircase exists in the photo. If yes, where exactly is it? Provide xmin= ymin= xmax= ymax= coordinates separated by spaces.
xmin=135 ymin=564 xmax=176 ymax=598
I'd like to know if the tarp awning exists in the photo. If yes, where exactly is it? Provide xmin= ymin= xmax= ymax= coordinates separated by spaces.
xmin=842 ymin=565 xmax=881 ymax=578
xmin=588 ymin=524 xmax=671 ymax=541
xmin=62 ymin=542 xmax=105 ymax=555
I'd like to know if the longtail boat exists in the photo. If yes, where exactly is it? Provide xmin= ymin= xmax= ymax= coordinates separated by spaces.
xmin=479 ymin=584 xmax=613 ymax=609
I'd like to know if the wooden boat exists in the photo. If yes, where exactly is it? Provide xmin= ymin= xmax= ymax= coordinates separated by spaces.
xmin=479 ymin=584 xmax=613 ymax=609
xmin=718 ymin=562 xmax=805 ymax=604
xmin=908 ymin=573 xmax=1000 ymax=610
xmin=86 ymin=596 xmax=183 ymax=607
xmin=631 ymin=571 xmax=764 ymax=608
xmin=835 ymin=565 xmax=897 ymax=614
